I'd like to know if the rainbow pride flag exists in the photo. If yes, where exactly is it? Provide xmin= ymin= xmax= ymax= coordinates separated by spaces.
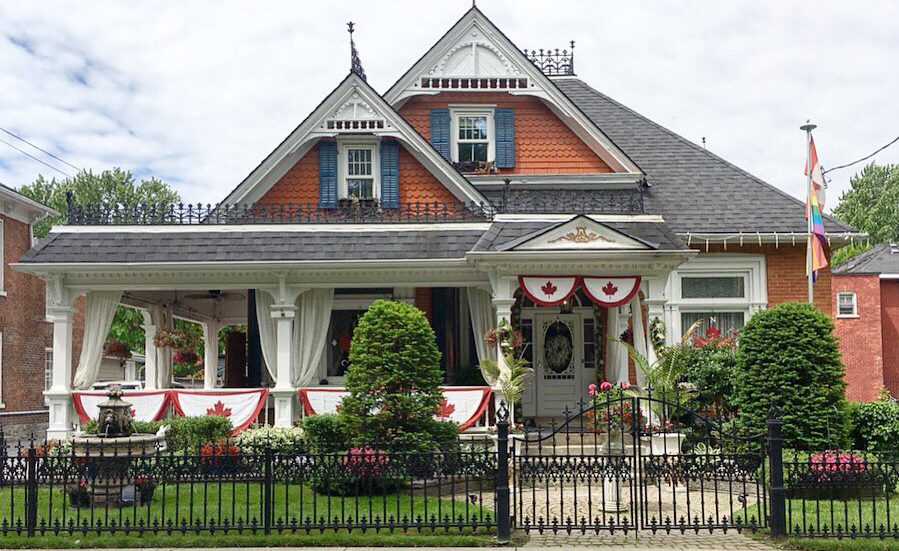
xmin=805 ymin=137 xmax=828 ymax=281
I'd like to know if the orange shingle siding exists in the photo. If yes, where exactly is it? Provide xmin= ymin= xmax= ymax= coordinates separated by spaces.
xmin=397 ymin=93 xmax=614 ymax=175
xmin=258 ymin=142 xmax=457 ymax=206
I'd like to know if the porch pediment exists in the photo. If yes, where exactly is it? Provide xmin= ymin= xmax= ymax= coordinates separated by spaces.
xmin=500 ymin=216 xmax=655 ymax=252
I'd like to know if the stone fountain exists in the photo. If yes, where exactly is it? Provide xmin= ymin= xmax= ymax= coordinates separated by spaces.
xmin=71 ymin=386 xmax=166 ymax=505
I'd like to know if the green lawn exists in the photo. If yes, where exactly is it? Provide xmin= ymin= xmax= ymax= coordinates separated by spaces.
xmin=743 ymin=496 xmax=899 ymax=538
xmin=787 ymin=537 xmax=899 ymax=551
xmin=0 ymin=482 xmax=492 ymax=535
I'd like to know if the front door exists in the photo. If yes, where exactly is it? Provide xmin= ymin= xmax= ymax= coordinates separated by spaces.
xmin=532 ymin=313 xmax=583 ymax=418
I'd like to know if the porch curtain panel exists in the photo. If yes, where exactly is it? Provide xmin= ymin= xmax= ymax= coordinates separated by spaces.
xmin=292 ymin=288 xmax=334 ymax=387
xmin=254 ymin=291 xmax=278 ymax=382
xmin=72 ymin=291 xmax=122 ymax=390
xmin=466 ymin=288 xmax=497 ymax=385
xmin=630 ymin=293 xmax=648 ymax=388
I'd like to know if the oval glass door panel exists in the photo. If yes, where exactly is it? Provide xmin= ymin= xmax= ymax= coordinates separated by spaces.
xmin=543 ymin=320 xmax=574 ymax=377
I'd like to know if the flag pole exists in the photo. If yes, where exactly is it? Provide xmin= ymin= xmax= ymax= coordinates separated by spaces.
xmin=800 ymin=121 xmax=817 ymax=305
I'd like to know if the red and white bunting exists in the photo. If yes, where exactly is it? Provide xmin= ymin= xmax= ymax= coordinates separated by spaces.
xmin=73 ymin=390 xmax=170 ymax=424
xmin=518 ymin=276 xmax=579 ymax=306
xmin=581 ymin=276 xmax=642 ymax=307
xmin=298 ymin=387 xmax=492 ymax=432
xmin=170 ymin=389 xmax=268 ymax=434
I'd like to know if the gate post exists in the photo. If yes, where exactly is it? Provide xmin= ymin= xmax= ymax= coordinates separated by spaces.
xmin=25 ymin=446 xmax=37 ymax=537
xmin=495 ymin=403 xmax=511 ymax=543
xmin=767 ymin=406 xmax=787 ymax=538
xmin=263 ymin=445 xmax=273 ymax=535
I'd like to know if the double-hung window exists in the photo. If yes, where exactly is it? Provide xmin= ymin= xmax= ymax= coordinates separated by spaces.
xmin=338 ymin=140 xmax=379 ymax=200
xmin=451 ymin=109 xmax=494 ymax=164
xmin=837 ymin=292 xmax=858 ymax=317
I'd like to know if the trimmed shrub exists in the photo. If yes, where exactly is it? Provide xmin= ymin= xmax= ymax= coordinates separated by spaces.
xmin=683 ymin=342 xmax=737 ymax=416
xmin=235 ymin=426 xmax=306 ymax=454
xmin=849 ymin=392 xmax=899 ymax=455
xmin=300 ymin=414 xmax=352 ymax=453
xmin=341 ymin=300 xmax=456 ymax=450
xmin=733 ymin=302 xmax=848 ymax=450
xmin=164 ymin=415 xmax=233 ymax=451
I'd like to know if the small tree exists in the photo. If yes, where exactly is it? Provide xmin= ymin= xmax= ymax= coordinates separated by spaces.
xmin=341 ymin=300 xmax=456 ymax=449
xmin=733 ymin=302 xmax=848 ymax=450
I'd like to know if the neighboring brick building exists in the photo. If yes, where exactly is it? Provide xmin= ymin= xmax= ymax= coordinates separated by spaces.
xmin=0 ymin=184 xmax=57 ymax=440
xmin=833 ymin=243 xmax=899 ymax=401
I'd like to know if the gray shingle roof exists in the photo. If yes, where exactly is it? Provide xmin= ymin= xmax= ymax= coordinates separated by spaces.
xmin=554 ymin=79 xmax=856 ymax=234
xmin=832 ymin=243 xmax=899 ymax=275
xmin=472 ymin=219 xmax=687 ymax=252
xmin=21 ymin=229 xmax=486 ymax=264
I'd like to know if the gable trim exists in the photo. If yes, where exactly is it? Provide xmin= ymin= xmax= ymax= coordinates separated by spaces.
xmin=498 ymin=215 xmax=657 ymax=252
xmin=222 ymin=73 xmax=487 ymax=206
xmin=383 ymin=6 xmax=641 ymax=175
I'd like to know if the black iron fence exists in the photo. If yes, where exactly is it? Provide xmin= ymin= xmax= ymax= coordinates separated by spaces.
xmin=0 ymin=431 xmax=507 ymax=539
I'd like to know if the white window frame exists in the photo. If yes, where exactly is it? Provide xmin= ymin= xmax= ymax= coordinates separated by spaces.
xmin=0 ymin=218 xmax=5 ymax=295
xmin=449 ymin=107 xmax=495 ymax=164
xmin=666 ymin=254 xmax=767 ymax=340
xmin=337 ymin=138 xmax=380 ymax=200
xmin=44 ymin=347 xmax=54 ymax=393
xmin=836 ymin=292 xmax=859 ymax=318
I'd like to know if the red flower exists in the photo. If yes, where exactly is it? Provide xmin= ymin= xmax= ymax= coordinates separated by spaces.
xmin=435 ymin=398 xmax=456 ymax=418
xmin=541 ymin=280 xmax=558 ymax=296
xmin=705 ymin=324 xmax=722 ymax=341
xmin=206 ymin=401 xmax=232 ymax=418
xmin=601 ymin=281 xmax=619 ymax=296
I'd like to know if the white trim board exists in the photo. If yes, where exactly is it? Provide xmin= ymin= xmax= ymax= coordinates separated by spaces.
xmin=51 ymin=222 xmax=492 ymax=234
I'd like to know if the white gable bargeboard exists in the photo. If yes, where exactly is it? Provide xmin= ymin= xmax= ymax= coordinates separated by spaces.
xmin=513 ymin=218 xmax=652 ymax=251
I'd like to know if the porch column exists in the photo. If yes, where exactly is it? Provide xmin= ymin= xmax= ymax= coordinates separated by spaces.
xmin=271 ymin=303 xmax=296 ymax=427
xmin=44 ymin=280 xmax=77 ymax=440
xmin=490 ymin=275 xmax=517 ymax=419
xmin=644 ymin=276 xmax=668 ymax=366
xmin=203 ymin=320 xmax=221 ymax=389
xmin=141 ymin=309 xmax=158 ymax=390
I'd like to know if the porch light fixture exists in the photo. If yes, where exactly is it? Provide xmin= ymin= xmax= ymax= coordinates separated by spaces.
xmin=559 ymin=298 xmax=574 ymax=314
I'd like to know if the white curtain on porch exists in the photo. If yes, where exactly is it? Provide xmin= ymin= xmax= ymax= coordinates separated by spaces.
xmin=631 ymin=293 xmax=648 ymax=388
xmin=254 ymin=290 xmax=278 ymax=382
xmin=292 ymin=288 xmax=334 ymax=387
xmin=156 ymin=305 xmax=174 ymax=388
xmin=72 ymin=291 xmax=122 ymax=390
xmin=466 ymin=287 xmax=497 ymax=385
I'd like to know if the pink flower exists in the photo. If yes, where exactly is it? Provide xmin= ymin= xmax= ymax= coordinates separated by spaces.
xmin=600 ymin=381 xmax=612 ymax=391
xmin=588 ymin=389 xmax=597 ymax=396
xmin=588 ymin=383 xmax=597 ymax=391
xmin=620 ymin=381 xmax=631 ymax=389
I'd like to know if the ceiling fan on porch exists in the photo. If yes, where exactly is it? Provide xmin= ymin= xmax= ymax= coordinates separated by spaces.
xmin=181 ymin=290 xmax=246 ymax=302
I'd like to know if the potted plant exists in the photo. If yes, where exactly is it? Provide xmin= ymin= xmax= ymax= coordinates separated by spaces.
xmin=647 ymin=419 xmax=686 ymax=456
xmin=587 ymin=381 xmax=642 ymax=445
xmin=134 ymin=475 xmax=156 ymax=504
xmin=154 ymin=328 xmax=198 ymax=350
xmin=480 ymin=319 xmax=533 ymax=424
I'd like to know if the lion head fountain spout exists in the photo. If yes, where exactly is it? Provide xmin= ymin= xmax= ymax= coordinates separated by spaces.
xmin=96 ymin=386 xmax=134 ymax=438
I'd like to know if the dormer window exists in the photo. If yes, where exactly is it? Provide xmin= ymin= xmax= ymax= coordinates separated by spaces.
xmin=451 ymin=108 xmax=494 ymax=164
xmin=338 ymin=139 xmax=380 ymax=200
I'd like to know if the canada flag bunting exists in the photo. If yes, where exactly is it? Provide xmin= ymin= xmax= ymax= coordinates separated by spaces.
xmin=518 ymin=276 xmax=642 ymax=308
xmin=170 ymin=389 xmax=269 ymax=435
xmin=518 ymin=276 xmax=579 ymax=306
xmin=581 ymin=276 xmax=642 ymax=307
xmin=73 ymin=390 xmax=170 ymax=424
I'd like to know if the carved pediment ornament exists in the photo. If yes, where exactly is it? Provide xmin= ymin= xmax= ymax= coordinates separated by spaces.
xmin=548 ymin=225 xmax=613 ymax=245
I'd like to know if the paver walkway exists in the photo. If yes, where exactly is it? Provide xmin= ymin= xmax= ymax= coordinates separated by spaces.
xmin=524 ymin=532 xmax=781 ymax=549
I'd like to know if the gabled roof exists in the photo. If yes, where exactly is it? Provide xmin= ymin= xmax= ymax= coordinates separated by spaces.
xmin=382 ymin=6 xmax=641 ymax=175
xmin=833 ymin=243 xmax=899 ymax=275
xmin=555 ymin=79 xmax=858 ymax=235
xmin=0 ymin=182 xmax=57 ymax=224
xmin=222 ymin=72 xmax=486 ymax=205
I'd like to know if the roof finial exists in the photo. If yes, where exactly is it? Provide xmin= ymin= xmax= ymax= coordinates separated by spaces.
xmin=347 ymin=21 xmax=367 ymax=81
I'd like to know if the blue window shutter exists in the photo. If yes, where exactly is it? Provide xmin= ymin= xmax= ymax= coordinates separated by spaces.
xmin=430 ymin=108 xmax=451 ymax=161
xmin=495 ymin=108 xmax=515 ymax=168
xmin=380 ymin=139 xmax=399 ymax=208
xmin=318 ymin=141 xmax=337 ymax=208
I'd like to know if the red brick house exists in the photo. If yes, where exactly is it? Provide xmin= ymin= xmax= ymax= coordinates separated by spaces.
xmin=0 ymin=183 xmax=57 ymax=439
xmin=833 ymin=243 xmax=899 ymax=401
xmin=15 ymin=6 xmax=863 ymax=438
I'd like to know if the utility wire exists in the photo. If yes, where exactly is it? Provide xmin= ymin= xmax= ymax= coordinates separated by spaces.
xmin=0 ymin=126 xmax=81 ymax=172
xmin=823 ymin=134 xmax=899 ymax=174
xmin=0 ymin=137 xmax=73 ymax=178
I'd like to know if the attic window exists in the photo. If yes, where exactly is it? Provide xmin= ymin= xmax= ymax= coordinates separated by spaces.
xmin=837 ymin=292 xmax=858 ymax=318
xmin=451 ymin=109 xmax=494 ymax=165
xmin=343 ymin=146 xmax=377 ymax=200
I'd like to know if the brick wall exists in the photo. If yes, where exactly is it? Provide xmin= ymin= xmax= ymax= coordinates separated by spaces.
xmin=832 ymin=274 xmax=884 ymax=401
xmin=397 ymin=92 xmax=613 ymax=174
xmin=0 ymin=214 xmax=51 ymax=423
xmin=258 ymin=141 xmax=457 ymax=206
xmin=882 ymin=280 xmax=899 ymax=395
xmin=694 ymin=243 xmax=833 ymax=315
xmin=415 ymin=288 xmax=433 ymax=322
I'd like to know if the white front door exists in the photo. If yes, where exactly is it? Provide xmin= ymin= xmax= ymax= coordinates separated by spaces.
xmin=532 ymin=313 xmax=583 ymax=418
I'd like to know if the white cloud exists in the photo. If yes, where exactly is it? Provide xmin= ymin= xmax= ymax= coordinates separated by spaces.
xmin=0 ymin=0 xmax=897 ymax=211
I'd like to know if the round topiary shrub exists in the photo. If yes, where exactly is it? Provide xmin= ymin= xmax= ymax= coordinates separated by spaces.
xmin=733 ymin=301 xmax=848 ymax=450
xmin=341 ymin=299 xmax=457 ymax=450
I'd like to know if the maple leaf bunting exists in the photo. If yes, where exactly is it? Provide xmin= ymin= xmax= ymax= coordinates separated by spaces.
xmin=435 ymin=398 xmax=456 ymax=418
xmin=541 ymin=280 xmax=558 ymax=296
xmin=601 ymin=281 xmax=619 ymax=296
xmin=206 ymin=401 xmax=232 ymax=418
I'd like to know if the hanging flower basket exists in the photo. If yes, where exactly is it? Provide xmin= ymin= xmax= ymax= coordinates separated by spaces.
xmin=172 ymin=349 xmax=199 ymax=366
xmin=104 ymin=340 xmax=132 ymax=360
xmin=154 ymin=328 xmax=197 ymax=350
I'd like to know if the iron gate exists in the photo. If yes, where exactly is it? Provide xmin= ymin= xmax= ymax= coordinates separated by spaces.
xmin=511 ymin=396 xmax=768 ymax=534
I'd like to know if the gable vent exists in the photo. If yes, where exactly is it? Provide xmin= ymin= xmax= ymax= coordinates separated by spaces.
xmin=419 ymin=77 xmax=528 ymax=90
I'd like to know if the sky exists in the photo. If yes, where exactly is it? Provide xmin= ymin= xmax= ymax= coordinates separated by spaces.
xmin=1 ymin=1 xmax=898 ymax=210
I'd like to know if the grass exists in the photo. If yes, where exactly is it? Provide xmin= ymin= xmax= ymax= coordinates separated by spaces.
xmin=743 ymin=495 xmax=899 ymax=537
xmin=0 ymin=481 xmax=492 ymax=537
xmin=787 ymin=537 xmax=899 ymax=551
